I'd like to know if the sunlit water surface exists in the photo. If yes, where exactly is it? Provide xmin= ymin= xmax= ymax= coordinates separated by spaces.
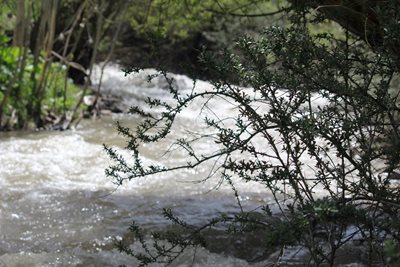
xmin=0 ymin=65 xmax=366 ymax=266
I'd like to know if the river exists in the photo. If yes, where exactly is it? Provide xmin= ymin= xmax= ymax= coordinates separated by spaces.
xmin=0 ymin=65 xmax=369 ymax=266
xmin=0 ymin=65 xmax=279 ymax=267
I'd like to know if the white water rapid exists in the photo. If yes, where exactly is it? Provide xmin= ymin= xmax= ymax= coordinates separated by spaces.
xmin=0 ymin=64 xmax=364 ymax=266
xmin=0 ymin=65 xmax=271 ymax=267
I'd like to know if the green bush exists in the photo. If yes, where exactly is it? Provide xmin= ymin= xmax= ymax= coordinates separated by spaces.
xmin=107 ymin=2 xmax=400 ymax=266
xmin=127 ymin=0 xmax=285 ymax=40
xmin=0 ymin=33 xmax=81 ymax=130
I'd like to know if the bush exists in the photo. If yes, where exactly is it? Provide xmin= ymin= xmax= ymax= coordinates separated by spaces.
xmin=0 ymin=33 xmax=82 ymax=130
xmin=106 ymin=2 xmax=400 ymax=266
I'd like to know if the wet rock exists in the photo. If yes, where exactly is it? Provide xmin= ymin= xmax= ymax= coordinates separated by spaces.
xmin=83 ymin=93 xmax=127 ymax=115
xmin=98 ymin=94 xmax=126 ymax=113
xmin=202 ymin=228 xmax=271 ymax=263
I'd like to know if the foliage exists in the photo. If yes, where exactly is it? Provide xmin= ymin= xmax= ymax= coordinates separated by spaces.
xmin=0 ymin=0 xmax=292 ymax=131
xmin=0 ymin=0 xmax=131 ymax=130
xmin=41 ymin=63 xmax=82 ymax=112
xmin=127 ymin=0 xmax=286 ymax=40
xmin=106 ymin=1 xmax=400 ymax=266
xmin=0 ymin=32 xmax=81 ymax=129
xmin=385 ymin=239 xmax=400 ymax=265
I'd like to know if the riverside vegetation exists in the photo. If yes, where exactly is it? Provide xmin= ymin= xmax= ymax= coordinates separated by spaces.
xmin=2 ymin=0 xmax=400 ymax=266
xmin=105 ymin=1 xmax=400 ymax=266
xmin=0 ymin=0 xmax=279 ymax=130
xmin=0 ymin=0 xmax=137 ymax=130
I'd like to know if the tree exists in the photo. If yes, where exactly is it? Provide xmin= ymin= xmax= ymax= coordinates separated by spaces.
xmin=126 ymin=0 xmax=284 ymax=40
xmin=105 ymin=1 xmax=400 ymax=266
xmin=0 ymin=0 xmax=129 ymax=130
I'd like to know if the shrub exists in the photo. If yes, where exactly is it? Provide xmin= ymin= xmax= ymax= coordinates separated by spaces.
xmin=0 ymin=34 xmax=81 ymax=130
xmin=106 ymin=2 xmax=400 ymax=266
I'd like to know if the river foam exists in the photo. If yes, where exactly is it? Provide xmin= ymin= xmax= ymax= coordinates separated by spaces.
xmin=0 ymin=64 xmax=363 ymax=266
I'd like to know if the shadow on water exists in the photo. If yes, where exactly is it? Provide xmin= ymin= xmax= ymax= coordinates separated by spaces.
xmin=0 ymin=187 xmax=377 ymax=267
xmin=0 ymin=185 xmax=258 ymax=266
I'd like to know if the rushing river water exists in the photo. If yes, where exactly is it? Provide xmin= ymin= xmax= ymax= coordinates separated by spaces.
xmin=0 ymin=65 xmax=368 ymax=266
xmin=0 ymin=66 xmax=274 ymax=267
